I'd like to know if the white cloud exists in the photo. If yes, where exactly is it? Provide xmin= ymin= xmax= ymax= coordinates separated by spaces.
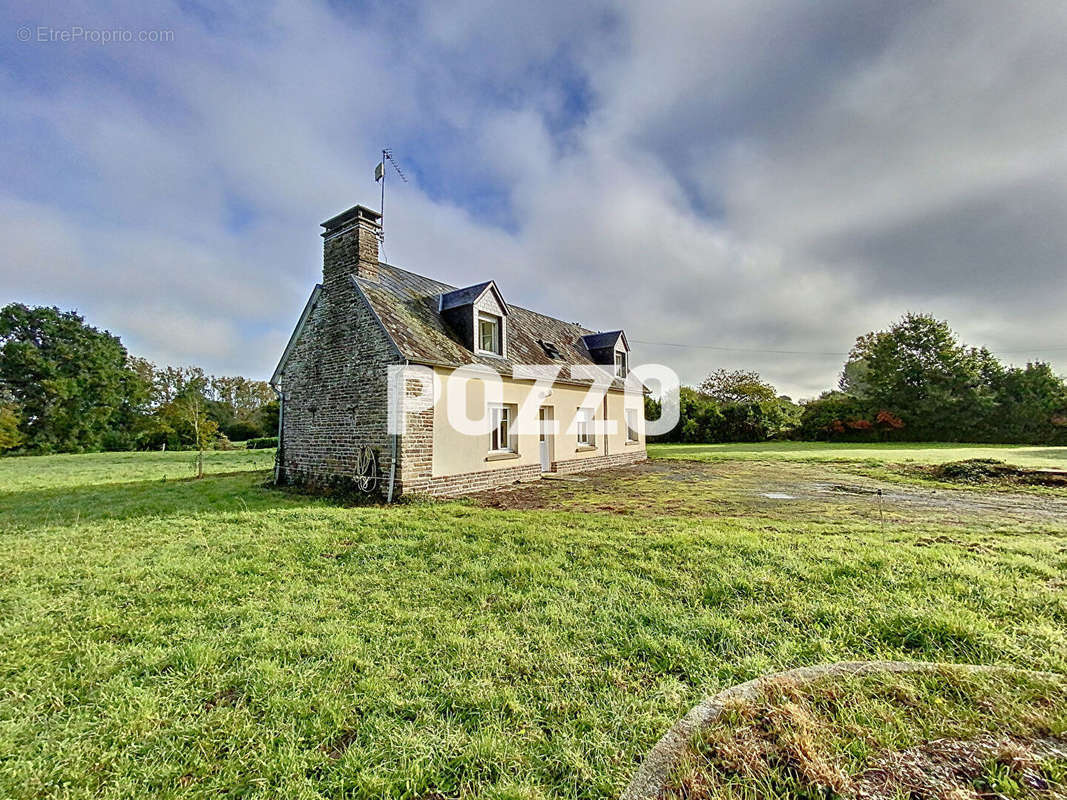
xmin=2 ymin=0 xmax=1065 ymax=397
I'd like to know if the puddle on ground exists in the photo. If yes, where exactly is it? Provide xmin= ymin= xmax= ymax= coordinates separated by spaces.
xmin=761 ymin=492 xmax=796 ymax=500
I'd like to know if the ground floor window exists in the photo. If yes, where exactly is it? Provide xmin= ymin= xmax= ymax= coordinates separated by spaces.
xmin=576 ymin=407 xmax=595 ymax=447
xmin=489 ymin=404 xmax=515 ymax=452
xmin=625 ymin=408 xmax=639 ymax=442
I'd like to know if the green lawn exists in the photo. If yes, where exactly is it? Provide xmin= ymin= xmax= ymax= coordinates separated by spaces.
xmin=1 ymin=447 xmax=1065 ymax=799
xmin=0 ymin=447 xmax=276 ymax=492
xmin=648 ymin=441 xmax=1067 ymax=469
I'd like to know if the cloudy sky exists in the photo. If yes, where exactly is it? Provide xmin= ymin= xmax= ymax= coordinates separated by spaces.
xmin=2 ymin=0 xmax=1066 ymax=398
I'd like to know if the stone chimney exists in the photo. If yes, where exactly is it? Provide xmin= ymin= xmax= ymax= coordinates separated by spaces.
xmin=320 ymin=204 xmax=382 ymax=286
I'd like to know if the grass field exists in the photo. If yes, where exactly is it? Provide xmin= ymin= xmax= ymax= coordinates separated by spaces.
xmin=1 ymin=445 xmax=1065 ymax=799
xmin=0 ymin=448 xmax=276 ymax=492
xmin=647 ymin=441 xmax=1067 ymax=469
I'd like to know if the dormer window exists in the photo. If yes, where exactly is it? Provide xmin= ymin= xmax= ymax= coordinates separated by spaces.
xmin=581 ymin=330 xmax=629 ymax=375
xmin=439 ymin=280 xmax=510 ymax=358
xmin=478 ymin=312 xmax=503 ymax=355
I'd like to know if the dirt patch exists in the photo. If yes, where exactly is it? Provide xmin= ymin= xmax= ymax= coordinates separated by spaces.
xmin=468 ymin=459 xmax=1067 ymax=526
xmin=471 ymin=483 xmax=574 ymax=511
xmin=913 ymin=535 xmax=992 ymax=554
xmin=851 ymin=734 xmax=1067 ymax=799
xmin=817 ymin=483 xmax=882 ymax=495
xmin=673 ymin=731 xmax=1067 ymax=800
xmin=320 ymin=729 xmax=360 ymax=760
xmin=203 ymin=687 xmax=241 ymax=712
xmin=920 ymin=459 xmax=1067 ymax=488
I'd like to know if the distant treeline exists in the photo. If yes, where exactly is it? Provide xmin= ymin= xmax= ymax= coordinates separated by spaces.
xmin=3 ymin=304 xmax=1065 ymax=454
xmin=647 ymin=313 xmax=1067 ymax=445
xmin=0 ymin=303 xmax=277 ymax=454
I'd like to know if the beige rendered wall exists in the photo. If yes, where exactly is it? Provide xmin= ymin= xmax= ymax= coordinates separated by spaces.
xmin=428 ymin=365 xmax=645 ymax=478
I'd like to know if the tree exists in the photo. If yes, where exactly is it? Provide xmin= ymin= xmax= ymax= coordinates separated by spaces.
xmin=0 ymin=304 xmax=285 ymax=455
xmin=648 ymin=381 xmax=799 ymax=444
xmin=169 ymin=373 xmax=218 ymax=477
xmin=776 ymin=395 xmax=803 ymax=432
xmin=698 ymin=369 xmax=796 ymax=440
xmin=843 ymin=313 xmax=993 ymax=440
xmin=145 ymin=367 xmax=222 ymax=461
xmin=207 ymin=375 xmax=274 ymax=439
xmin=838 ymin=359 xmax=871 ymax=396
xmin=0 ymin=401 xmax=23 ymax=451
xmin=831 ymin=313 xmax=1067 ymax=443
xmin=257 ymin=399 xmax=280 ymax=438
xmin=699 ymin=369 xmax=778 ymax=405
xmin=210 ymin=375 xmax=273 ymax=417
xmin=104 ymin=356 xmax=156 ymax=450
xmin=0 ymin=304 xmax=142 ymax=453
xmin=985 ymin=362 xmax=1067 ymax=444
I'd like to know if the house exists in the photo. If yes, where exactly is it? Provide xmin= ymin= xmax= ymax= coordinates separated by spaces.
xmin=271 ymin=204 xmax=646 ymax=498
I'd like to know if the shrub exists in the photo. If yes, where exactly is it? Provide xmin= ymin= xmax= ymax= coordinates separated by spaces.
xmin=225 ymin=421 xmax=263 ymax=442
xmin=246 ymin=436 xmax=278 ymax=450
xmin=797 ymin=392 xmax=871 ymax=440
xmin=875 ymin=410 xmax=905 ymax=430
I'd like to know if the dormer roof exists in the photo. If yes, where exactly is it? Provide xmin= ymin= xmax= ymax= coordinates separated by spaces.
xmin=581 ymin=330 xmax=629 ymax=352
xmin=439 ymin=281 xmax=509 ymax=314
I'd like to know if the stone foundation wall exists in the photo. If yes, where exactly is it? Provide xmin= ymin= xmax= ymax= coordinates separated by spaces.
xmin=401 ymin=445 xmax=647 ymax=497
xmin=551 ymin=447 xmax=647 ymax=475
xmin=400 ymin=461 xmax=543 ymax=497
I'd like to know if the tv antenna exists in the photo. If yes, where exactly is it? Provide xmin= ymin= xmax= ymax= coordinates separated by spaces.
xmin=375 ymin=148 xmax=408 ymax=257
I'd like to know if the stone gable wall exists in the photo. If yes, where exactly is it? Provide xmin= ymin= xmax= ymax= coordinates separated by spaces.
xmin=276 ymin=277 xmax=400 ymax=494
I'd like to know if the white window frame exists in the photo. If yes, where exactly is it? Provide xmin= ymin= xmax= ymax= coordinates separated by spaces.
xmin=576 ymin=407 xmax=595 ymax=448
xmin=477 ymin=312 xmax=504 ymax=357
xmin=625 ymin=408 xmax=639 ymax=443
xmin=614 ymin=350 xmax=628 ymax=378
xmin=489 ymin=404 xmax=515 ymax=453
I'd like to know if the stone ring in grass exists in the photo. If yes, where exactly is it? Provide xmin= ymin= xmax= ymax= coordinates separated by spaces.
xmin=625 ymin=661 xmax=1066 ymax=800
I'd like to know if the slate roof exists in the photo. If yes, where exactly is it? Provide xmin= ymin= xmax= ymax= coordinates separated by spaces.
xmin=581 ymin=330 xmax=627 ymax=351
xmin=439 ymin=281 xmax=503 ymax=311
xmin=353 ymin=263 xmax=625 ymax=385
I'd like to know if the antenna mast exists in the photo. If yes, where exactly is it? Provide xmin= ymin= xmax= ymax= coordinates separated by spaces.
xmin=376 ymin=148 xmax=408 ymax=255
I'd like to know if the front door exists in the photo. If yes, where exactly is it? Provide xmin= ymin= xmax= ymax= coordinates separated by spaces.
xmin=538 ymin=407 xmax=553 ymax=472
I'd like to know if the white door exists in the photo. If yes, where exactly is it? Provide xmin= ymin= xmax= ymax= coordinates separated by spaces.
xmin=539 ymin=407 xmax=553 ymax=471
